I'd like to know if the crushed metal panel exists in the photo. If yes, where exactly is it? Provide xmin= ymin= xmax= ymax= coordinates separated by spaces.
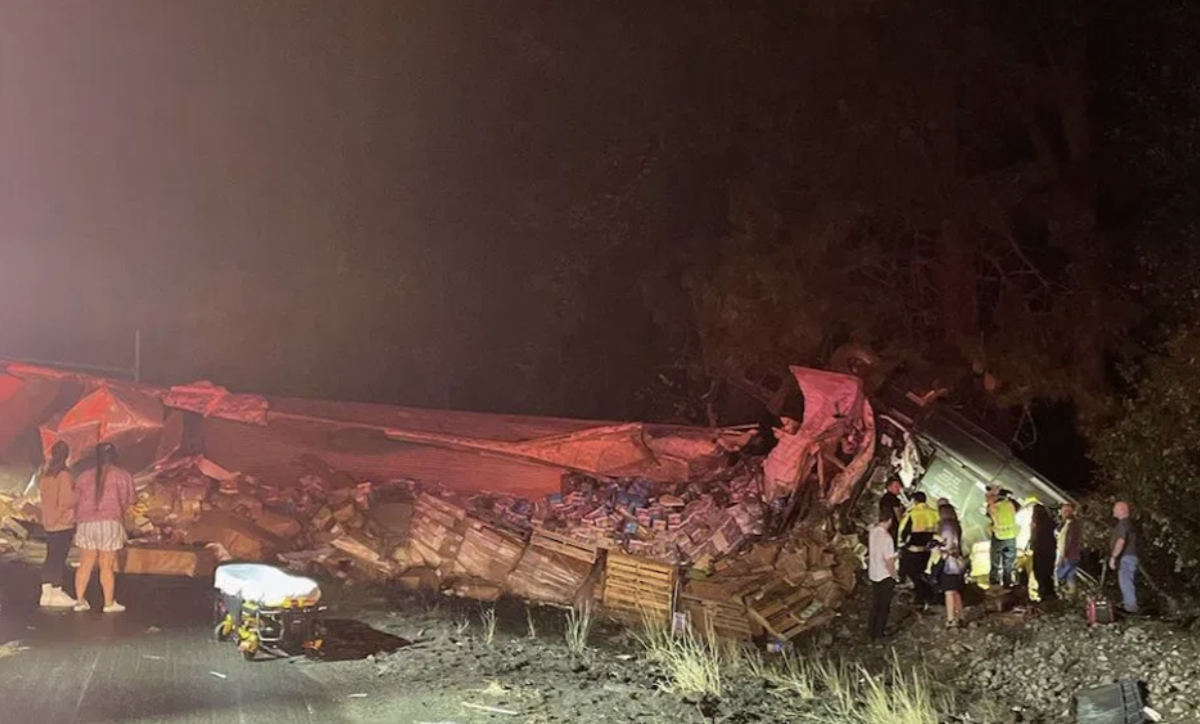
xmin=790 ymin=366 xmax=865 ymax=441
xmin=39 ymin=385 xmax=164 ymax=468
xmin=763 ymin=368 xmax=868 ymax=502
xmin=826 ymin=399 xmax=876 ymax=506
xmin=0 ymin=374 xmax=66 ymax=459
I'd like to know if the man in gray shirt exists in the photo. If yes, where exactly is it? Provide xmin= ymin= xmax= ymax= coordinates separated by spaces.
xmin=1109 ymin=501 xmax=1139 ymax=614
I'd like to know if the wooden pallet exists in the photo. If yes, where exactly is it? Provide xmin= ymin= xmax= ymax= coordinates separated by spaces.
xmin=602 ymin=551 xmax=677 ymax=625
xmin=744 ymin=581 xmax=821 ymax=640
xmin=531 ymin=527 xmax=600 ymax=564
xmin=679 ymin=594 xmax=756 ymax=640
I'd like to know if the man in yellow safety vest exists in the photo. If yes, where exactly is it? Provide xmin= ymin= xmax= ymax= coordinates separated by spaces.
xmin=987 ymin=487 xmax=1020 ymax=588
xmin=898 ymin=492 xmax=940 ymax=608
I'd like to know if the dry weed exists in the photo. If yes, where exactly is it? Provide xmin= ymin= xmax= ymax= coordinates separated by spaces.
xmin=479 ymin=606 xmax=497 ymax=646
xmin=564 ymin=604 xmax=593 ymax=655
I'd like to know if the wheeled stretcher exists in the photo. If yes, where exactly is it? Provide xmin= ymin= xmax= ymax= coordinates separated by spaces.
xmin=213 ymin=563 xmax=326 ymax=660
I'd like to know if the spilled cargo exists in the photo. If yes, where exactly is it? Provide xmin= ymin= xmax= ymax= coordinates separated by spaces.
xmin=0 ymin=362 xmax=873 ymax=641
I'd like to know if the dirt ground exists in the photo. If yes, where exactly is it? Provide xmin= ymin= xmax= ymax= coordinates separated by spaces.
xmin=4 ymin=558 xmax=1198 ymax=724
xmin=315 ymin=576 xmax=1200 ymax=724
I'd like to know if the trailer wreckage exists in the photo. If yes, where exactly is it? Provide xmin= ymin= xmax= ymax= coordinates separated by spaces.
xmin=0 ymin=361 xmax=1070 ymax=642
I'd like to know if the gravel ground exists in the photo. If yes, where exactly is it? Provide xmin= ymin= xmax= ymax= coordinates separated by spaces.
xmin=321 ymin=578 xmax=1200 ymax=724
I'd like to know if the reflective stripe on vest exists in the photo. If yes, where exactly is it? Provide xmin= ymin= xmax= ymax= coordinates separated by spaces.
xmin=901 ymin=504 xmax=939 ymax=535
xmin=991 ymin=499 xmax=1018 ymax=540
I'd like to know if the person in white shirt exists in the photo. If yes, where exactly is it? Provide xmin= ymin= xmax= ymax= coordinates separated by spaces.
xmin=868 ymin=510 xmax=899 ymax=640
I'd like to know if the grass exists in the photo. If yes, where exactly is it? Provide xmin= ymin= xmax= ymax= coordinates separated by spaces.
xmin=455 ymin=618 xmax=470 ymax=636
xmin=564 ymin=604 xmax=593 ymax=655
xmin=741 ymin=646 xmax=945 ymax=724
xmin=745 ymin=649 xmax=819 ymax=700
xmin=525 ymin=605 xmax=538 ymax=639
xmin=479 ymin=606 xmax=498 ymax=646
xmin=635 ymin=611 xmax=726 ymax=698
xmin=857 ymin=655 xmax=943 ymax=724
xmin=816 ymin=658 xmax=860 ymax=722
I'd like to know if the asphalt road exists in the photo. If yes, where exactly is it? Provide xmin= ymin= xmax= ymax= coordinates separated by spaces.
xmin=0 ymin=563 xmax=441 ymax=724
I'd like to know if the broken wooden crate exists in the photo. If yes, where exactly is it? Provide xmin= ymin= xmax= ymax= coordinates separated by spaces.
xmin=530 ymin=526 xmax=599 ymax=564
xmin=506 ymin=544 xmax=596 ymax=605
xmin=453 ymin=520 xmax=526 ymax=583
xmin=679 ymin=580 xmax=758 ymax=641
xmin=408 ymin=493 xmax=467 ymax=570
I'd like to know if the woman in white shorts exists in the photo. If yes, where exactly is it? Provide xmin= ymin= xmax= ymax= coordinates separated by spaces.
xmin=72 ymin=442 xmax=135 ymax=613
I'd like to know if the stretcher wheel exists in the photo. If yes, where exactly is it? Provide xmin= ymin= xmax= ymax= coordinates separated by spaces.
xmin=214 ymin=614 xmax=235 ymax=642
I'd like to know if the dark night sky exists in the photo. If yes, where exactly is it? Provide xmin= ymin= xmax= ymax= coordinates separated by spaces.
xmin=0 ymin=3 xmax=693 ymax=416
xmin=0 ymin=4 xmax=532 ymax=403
xmin=0 ymin=1 xmax=1189 ymax=487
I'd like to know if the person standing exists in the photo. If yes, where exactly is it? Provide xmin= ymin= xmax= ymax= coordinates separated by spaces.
xmin=898 ymin=492 xmax=940 ymax=608
xmin=38 ymin=441 xmax=77 ymax=608
xmin=73 ymin=443 xmax=135 ymax=613
xmin=1055 ymin=504 xmax=1082 ymax=594
xmin=867 ymin=510 xmax=898 ymax=640
xmin=1030 ymin=503 xmax=1057 ymax=602
xmin=1110 ymin=501 xmax=1139 ymax=614
xmin=936 ymin=503 xmax=967 ymax=627
xmin=878 ymin=479 xmax=906 ymax=544
xmin=987 ymin=488 xmax=1019 ymax=588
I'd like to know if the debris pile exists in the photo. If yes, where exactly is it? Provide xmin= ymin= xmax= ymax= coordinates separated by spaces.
xmin=0 ymin=362 xmax=877 ymax=643
xmin=0 ymin=493 xmax=30 ymax=555
xmin=680 ymin=526 xmax=862 ymax=641
xmin=7 ymin=451 xmax=863 ymax=642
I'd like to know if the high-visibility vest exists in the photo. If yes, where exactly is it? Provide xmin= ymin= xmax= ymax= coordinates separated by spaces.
xmin=990 ymin=499 xmax=1018 ymax=540
xmin=900 ymin=503 xmax=939 ymax=536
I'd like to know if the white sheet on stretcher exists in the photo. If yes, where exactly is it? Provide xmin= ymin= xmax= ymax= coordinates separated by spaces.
xmin=214 ymin=563 xmax=322 ymax=605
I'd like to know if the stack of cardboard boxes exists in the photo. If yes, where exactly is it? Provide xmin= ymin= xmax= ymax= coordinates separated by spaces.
xmin=3 ymin=455 xmax=863 ymax=644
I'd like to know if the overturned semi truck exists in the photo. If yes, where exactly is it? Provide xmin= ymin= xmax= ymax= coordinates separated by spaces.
xmin=728 ymin=363 xmax=1076 ymax=578
xmin=0 ymin=362 xmax=874 ymax=642
xmin=0 ymin=359 xmax=1070 ymax=641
